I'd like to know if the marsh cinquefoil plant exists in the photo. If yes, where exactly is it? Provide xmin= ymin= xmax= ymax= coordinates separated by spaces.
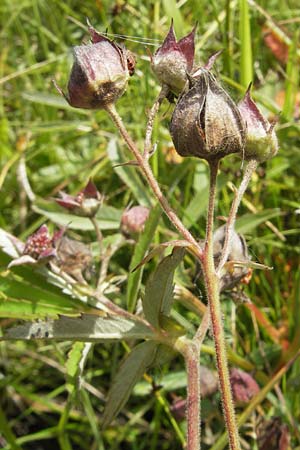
xmin=1 ymin=21 xmax=279 ymax=450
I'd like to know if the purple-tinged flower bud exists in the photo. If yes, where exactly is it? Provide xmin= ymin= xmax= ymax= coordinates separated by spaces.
xmin=170 ymin=69 xmax=246 ymax=161
xmin=230 ymin=368 xmax=259 ymax=406
xmin=55 ymin=180 xmax=102 ymax=217
xmin=213 ymin=225 xmax=251 ymax=291
xmin=152 ymin=21 xmax=196 ymax=95
xmin=8 ymin=225 xmax=57 ymax=268
xmin=120 ymin=206 xmax=150 ymax=238
xmin=238 ymin=85 xmax=278 ymax=162
xmin=54 ymin=23 xmax=131 ymax=109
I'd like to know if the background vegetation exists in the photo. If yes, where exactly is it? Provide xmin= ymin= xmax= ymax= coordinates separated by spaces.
xmin=0 ymin=0 xmax=299 ymax=449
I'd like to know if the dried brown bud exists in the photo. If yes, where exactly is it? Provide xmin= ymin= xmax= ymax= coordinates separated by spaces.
xmin=230 ymin=368 xmax=259 ymax=406
xmin=152 ymin=21 xmax=196 ymax=95
xmin=54 ymin=23 xmax=130 ymax=109
xmin=170 ymin=69 xmax=246 ymax=161
xmin=257 ymin=417 xmax=290 ymax=450
xmin=213 ymin=225 xmax=251 ymax=291
xmin=120 ymin=206 xmax=150 ymax=237
xmin=55 ymin=235 xmax=92 ymax=284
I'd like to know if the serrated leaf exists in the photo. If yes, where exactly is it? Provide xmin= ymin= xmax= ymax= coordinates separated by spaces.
xmin=126 ymin=204 xmax=161 ymax=312
xmin=132 ymin=239 xmax=190 ymax=273
xmin=1 ymin=314 xmax=155 ymax=341
xmin=143 ymin=247 xmax=185 ymax=328
xmin=107 ymin=138 xmax=151 ymax=207
xmin=235 ymin=209 xmax=282 ymax=234
xmin=102 ymin=341 xmax=158 ymax=427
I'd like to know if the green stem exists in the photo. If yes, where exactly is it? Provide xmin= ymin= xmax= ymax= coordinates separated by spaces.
xmin=204 ymin=159 xmax=241 ymax=450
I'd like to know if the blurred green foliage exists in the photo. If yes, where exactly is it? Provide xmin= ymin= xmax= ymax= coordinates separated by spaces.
xmin=0 ymin=0 xmax=299 ymax=449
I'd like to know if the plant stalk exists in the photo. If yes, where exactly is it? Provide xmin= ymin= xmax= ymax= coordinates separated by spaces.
xmin=105 ymin=103 xmax=203 ymax=260
xmin=144 ymin=85 xmax=169 ymax=158
xmin=217 ymin=158 xmax=258 ymax=273
xmin=204 ymin=159 xmax=241 ymax=450
xmin=185 ymin=342 xmax=201 ymax=450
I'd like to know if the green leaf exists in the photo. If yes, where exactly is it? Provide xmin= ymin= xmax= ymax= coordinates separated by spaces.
xmin=162 ymin=0 xmax=184 ymax=34
xmin=0 ymin=276 xmax=89 ymax=319
xmin=66 ymin=342 xmax=92 ymax=394
xmin=1 ymin=314 xmax=156 ymax=341
xmin=0 ymin=406 xmax=22 ymax=450
xmin=282 ymin=32 xmax=300 ymax=120
xmin=126 ymin=204 xmax=161 ymax=312
xmin=235 ymin=209 xmax=282 ymax=234
xmin=183 ymin=163 xmax=209 ymax=228
xmin=107 ymin=138 xmax=151 ymax=207
xmin=32 ymin=203 xmax=122 ymax=231
xmin=143 ymin=247 xmax=185 ymax=328
xmin=22 ymin=92 xmax=89 ymax=114
xmin=102 ymin=341 xmax=158 ymax=427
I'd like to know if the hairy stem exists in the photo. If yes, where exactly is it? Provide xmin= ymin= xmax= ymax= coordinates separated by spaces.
xmin=105 ymin=103 xmax=203 ymax=259
xmin=143 ymin=85 xmax=169 ymax=158
xmin=185 ymin=342 xmax=202 ymax=450
xmin=90 ymin=216 xmax=104 ymax=290
xmin=217 ymin=158 xmax=258 ymax=273
xmin=204 ymin=159 xmax=241 ymax=450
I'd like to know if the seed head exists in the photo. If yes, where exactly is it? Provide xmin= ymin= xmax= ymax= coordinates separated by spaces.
xmin=170 ymin=69 xmax=246 ymax=161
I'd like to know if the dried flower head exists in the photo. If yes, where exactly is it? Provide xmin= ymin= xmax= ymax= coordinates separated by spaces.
xmin=238 ymin=84 xmax=278 ymax=162
xmin=170 ymin=69 xmax=246 ymax=161
xmin=54 ymin=22 xmax=131 ymax=109
xmin=55 ymin=235 xmax=93 ymax=284
xmin=55 ymin=180 xmax=102 ymax=217
xmin=257 ymin=417 xmax=290 ymax=450
xmin=8 ymin=225 xmax=59 ymax=268
xmin=152 ymin=21 xmax=196 ymax=95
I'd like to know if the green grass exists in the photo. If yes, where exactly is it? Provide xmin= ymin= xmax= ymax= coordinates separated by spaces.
xmin=1 ymin=0 xmax=300 ymax=449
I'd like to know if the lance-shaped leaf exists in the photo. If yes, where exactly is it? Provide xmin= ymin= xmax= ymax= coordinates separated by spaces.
xmin=0 ymin=277 xmax=92 ymax=319
xmin=126 ymin=204 xmax=161 ymax=312
xmin=143 ymin=247 xmax=186 ymax=328
xmin=1 ymin=314 xmax=156 ymax=341
xmin=102 ymin=340 xmax=158 ymax=427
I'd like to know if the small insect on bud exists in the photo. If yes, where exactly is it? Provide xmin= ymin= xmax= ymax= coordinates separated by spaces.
xmin=238 ymin=84 xmax=278 ymax=162
xmin=213 ymin=225 xmax=251 ymax=291
xmin=170 ymin=69 xmax=246 ymax=161
xmin=152 ymin=21 xmax=196 ymax=95
xmin=120 ymin=206 xmax=150 ymax=238
xmin=54 ymin=22 xmax=132 ymax=109
xmin=55 ymin=180 xmax=102 ymax=218
xmin=230 ymin=368 xmax=259 ymax=406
